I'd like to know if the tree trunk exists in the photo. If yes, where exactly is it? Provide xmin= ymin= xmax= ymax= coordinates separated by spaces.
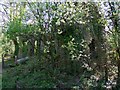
xmin=105 ymin=65 xmax=108 ymax=84
xmin=37 ymin=36 xmax=42 ymax=58
xmin=13 ymin=39 xmax=19 ymax=58
xmin=2 ymin=54 xmax=4 ymax=68
xmin=28 ymin=38 xmax=35 ymax=56
xmin=117 ymin=48 xmax=120 ymax=88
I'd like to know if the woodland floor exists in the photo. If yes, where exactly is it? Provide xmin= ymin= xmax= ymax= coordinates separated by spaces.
xmin=2 ymin=57 xmax=119 ymax=89
xmin=2 ymin=57 xmax=88 ymax=89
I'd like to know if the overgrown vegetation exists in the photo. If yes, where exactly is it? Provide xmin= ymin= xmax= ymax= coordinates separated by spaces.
xmin=0 ymin=2 xmax=120 ymax=89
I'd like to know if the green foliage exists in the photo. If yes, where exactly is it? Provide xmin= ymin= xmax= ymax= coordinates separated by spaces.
xmin=1 ymin=2 xmax=120 ymax=89
xmin=0 ymin=34 xmax=14 ymax=55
